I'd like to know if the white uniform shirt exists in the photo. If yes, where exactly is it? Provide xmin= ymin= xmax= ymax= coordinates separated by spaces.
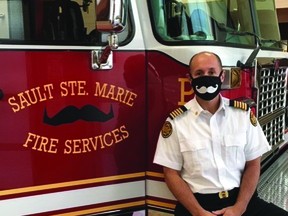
xmin=153 ymin=96 xmax=271 ymax=194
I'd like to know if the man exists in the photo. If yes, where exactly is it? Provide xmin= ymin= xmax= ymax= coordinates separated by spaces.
xmin=153 ymin=51 xmax=288 ymax=216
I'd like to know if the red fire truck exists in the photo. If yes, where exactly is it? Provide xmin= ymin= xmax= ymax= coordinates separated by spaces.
xmin=0 ymin=0 xmax=287 ymax=215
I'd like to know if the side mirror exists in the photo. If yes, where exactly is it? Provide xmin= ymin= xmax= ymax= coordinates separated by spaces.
xmin=92 ymin=0 xmax=128 ymax=70
xmin=96 ymin=0 xmax=128 ymax=33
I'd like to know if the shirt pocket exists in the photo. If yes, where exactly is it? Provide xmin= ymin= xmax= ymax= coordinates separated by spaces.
xmin=179 ymin=140 xmax=211 ymax=174
xmin=223 ymin=132 xmax=246 ymax=171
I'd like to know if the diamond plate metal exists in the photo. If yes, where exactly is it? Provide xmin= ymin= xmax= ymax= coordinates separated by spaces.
xmin=258 ymin=150 xmax=288 ymax=211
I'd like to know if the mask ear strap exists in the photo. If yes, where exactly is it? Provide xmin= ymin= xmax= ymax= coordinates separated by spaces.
xmin=219 ymin=70 xmax=224 ymax=77
xmin=187 ymin=73 xmax=193 ymax=80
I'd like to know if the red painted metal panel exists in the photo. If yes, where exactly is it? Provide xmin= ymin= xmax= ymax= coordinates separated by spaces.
xmin=0 ymin=50 xmax=146 ymax=190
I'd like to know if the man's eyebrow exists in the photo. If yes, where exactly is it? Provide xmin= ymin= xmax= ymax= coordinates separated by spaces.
xmin=208 ymin=67 xmax=217 ymax=71
xmin=193 ymin=69 xmax=204 ymax=73
xmin=194 ymin=68 xmax=217 ymax=72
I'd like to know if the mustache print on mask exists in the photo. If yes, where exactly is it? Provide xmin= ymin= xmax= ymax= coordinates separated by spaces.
xmin=43 ymin=104 xmax=114 ymax=126
xmin=196 ymin=84 xmax=219 ymax=94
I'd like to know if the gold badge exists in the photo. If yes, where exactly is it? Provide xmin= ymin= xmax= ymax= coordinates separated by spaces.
xmin=250 ymin=111 xmax=257 ymax=127
xmin=161 ymin=121 xmax=173 ymax=138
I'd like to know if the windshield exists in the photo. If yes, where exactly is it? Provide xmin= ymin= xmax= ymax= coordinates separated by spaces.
xmin=148 ymin=0 xmax=281 ymax=49
xmin=254 ymin=0 xmax=281 ymax=48
xmin=0 ymin=0 xmax=133 ymax=46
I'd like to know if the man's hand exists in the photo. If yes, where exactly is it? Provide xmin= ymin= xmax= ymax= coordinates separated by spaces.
xmin=193 ymin=209 xmax=217 ymax=216
xmin=212 ymin=206 xmax=243 ymax=216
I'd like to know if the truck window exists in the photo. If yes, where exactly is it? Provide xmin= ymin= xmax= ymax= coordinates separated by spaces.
xmin=254 ymin=0 xmax=281 ymax=49
xmin=0 ymin=0 xmax=133 ymax=45
xmin=148 ymin=0 xmax=253 ymax=45
xmin=148 ymin=0 xmax=282 ymax=49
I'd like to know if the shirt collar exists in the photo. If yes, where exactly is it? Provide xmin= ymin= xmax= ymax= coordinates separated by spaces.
xmin=185 ymin=95 xmax=227 ymax=117
xmin=218 ymin=95 xmax=227 ymax=112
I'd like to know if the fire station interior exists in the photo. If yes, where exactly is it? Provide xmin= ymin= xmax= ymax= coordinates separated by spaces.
xmin=277 ymin=0 xmax=288 ymax=50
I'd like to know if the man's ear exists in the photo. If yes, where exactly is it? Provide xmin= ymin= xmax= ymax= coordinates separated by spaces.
xmin=186 ymin=73 xmax=193 ymax=83
xmin=220 ymin=70 xmax=225 ymax=82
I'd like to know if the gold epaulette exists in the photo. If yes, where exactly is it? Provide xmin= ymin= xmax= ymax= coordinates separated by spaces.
xmin=229 ymin=100 xmax=249 ymax=111
xmin=169 ymin=106 xmax=188 ymax=120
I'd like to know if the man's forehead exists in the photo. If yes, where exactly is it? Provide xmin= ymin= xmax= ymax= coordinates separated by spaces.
xmin=190 ymin=54 xmax=221 ymax=69
xmin=193 ymin=53 xmax=217 ymax=62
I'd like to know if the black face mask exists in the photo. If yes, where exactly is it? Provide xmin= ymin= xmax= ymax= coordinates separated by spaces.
xmin=191 ymin=72 xmax=223 ymax=101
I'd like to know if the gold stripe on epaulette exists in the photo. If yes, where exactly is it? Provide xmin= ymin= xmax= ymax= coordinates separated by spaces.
xmin=230 ymin=100 xmax=249 ymax=111
xmin=169 ymin=106 xmax=188 ymax=119
xmin=236 ymin=101 xmax=247 ymax=111
xmin=170 ymin=108 xmax=182 ymax=119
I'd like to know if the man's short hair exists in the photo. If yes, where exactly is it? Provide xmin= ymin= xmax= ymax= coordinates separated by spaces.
xmin=189 ymin=51 xmax=223 ymax=69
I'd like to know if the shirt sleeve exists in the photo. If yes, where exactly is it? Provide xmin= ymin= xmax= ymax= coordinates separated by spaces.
xmin=245 ymin=110 xmax=271 ymax=161
xmin=153 ymin=118 xmax=183 ymax=171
